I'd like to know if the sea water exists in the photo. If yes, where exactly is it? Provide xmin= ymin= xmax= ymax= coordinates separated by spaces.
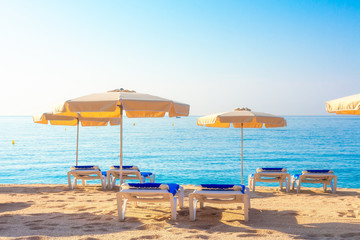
xmin=0 ymin=116 xmax=359 ymax=188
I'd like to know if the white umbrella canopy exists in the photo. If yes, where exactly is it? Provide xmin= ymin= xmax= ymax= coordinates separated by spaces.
xmin=33 ymin=112 xmax=120 ymax=166
xmin=51 ymin=89 xmax=190 ymax=183
xmin=197 ymin=108 xmax=287 ymax=184
xmin=53 ymin=89 xmax=189 ymax=118
xmin=326 ymin=94 xmax=360 ymax=115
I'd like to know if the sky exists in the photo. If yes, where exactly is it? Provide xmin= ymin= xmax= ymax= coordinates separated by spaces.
xmin=0 ymin=0 xmax=359 ymax=116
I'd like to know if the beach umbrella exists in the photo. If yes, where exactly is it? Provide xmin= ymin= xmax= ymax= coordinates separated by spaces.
xmin=326 ymin=93 xmax=360 ymax=115
xmin=197 ymin=108 xmax=287 ymax=184
xmin=52 ymin=88 xmax=190 ymax=182
xmin=33 ymin=112 xmax=120 ymax=166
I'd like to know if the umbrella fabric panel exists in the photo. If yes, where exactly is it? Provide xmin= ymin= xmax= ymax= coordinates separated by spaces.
xmin=53 ymin=91 xmax=190 ymax=118
xmin=326 ymin=94 xmax=360 ymax=115
xmin=197 ymin=111 xmax=287 ymax=128
xmin=33 ymin=113 xmax=120 ymax=126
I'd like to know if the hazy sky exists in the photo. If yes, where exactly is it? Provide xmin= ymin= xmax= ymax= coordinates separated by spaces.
xmin=0 ymin=0 xmax=359 ymax=116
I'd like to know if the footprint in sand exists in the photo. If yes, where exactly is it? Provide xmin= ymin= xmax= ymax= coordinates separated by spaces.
xmin=339 ymin=232 xmax=360 ymax=238
xmin=17 ymin=236 xmax=46 ymax=240
xmin=338 ymin=210 xmax=356 ymax=218
xmin=77 ymin=207 xmax=96 ymax=212
xmin=154 ymin=216 xmax=168 ymax=222
xmin=177 ymin=211 xmax=189 ymax=216
xmin=185 ymin=235 xmax=209 ymax=239
xmin=89 ymin=216 xmax=102 ymax=221
xmin=29 ymin=226 xmax=45 ymax=230
xmin=105 ymin=210 xmax=116 ymax=215
xmin=130 ymin=235 xmax=161 ymax=240
xmin=136 ymin=223 xmax=165 ymax=230
xmin=237 ymin=233 xmax=259 ymax=238
xmin=197 ymin=225 xmax=214 ymax=230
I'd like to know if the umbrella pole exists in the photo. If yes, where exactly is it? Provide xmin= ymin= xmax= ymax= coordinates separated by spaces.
xmin=120 ymin=106 xmax=123 ymax=186
xmin=76 ymin=118 xmax=79 ymax=166
xmin=241 ymin=123 xmax=244 ymax=184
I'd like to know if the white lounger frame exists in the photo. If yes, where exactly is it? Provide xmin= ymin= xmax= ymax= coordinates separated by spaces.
xmin=67 ymin=168 xmax=106 ymax=190
xmin=291 ymin=172 xmax=337 ymax=193
xmin=248 ymin=171 xmax=291 ymax=192
xmin=107 ymin=168 xmax=155 ymax=189
xmin=189 ymin=187 xmax=250 ymax=222
xmin=116 ymin=185 xmax=184 ymax=221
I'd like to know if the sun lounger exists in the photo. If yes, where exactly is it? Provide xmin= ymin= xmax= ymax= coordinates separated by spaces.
xmin=116 ymin=183 xmax=184 ymax=221
xmin=291 ymin=170 xmax=337 ymax=193
xmin=67 ymin=165 xmax=107 ymax=190
xmin=189 ymin=184 xmax=250 ymax=222
xmin=106 ymin=165 xmax=155 ymax=189
xmin=248 ymin=168 xmax=291 ymax=192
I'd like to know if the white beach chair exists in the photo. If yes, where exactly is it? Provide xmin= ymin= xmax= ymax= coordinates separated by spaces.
xmin=67 ymin=165 xmax=107 ymax=190
xmin=117 ymin=183 xmax=184 ymax=221
xmin=106 ymin=165 xmax=155 ymax=189
xmin=189 ymin=184 xmax=250 ymax=222
xmin=248 ymin=168 xmax=291 ymax=192
xmin=291 ymin=170 xmax=337 ymax=193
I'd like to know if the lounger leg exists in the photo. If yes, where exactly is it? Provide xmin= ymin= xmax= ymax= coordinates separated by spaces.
xmin=102 ymin=177 xmax=106 ymax=190
xmin=106 ymin=173 xmax=111 ymax=189
xmin=245 ymin=187 xmax=251 ymax=209
xmin=117 ymin=193 xmax=127 ymax=221
xmin=280 ymin=181 xmax=283 ymax=190
xmin=189 ymin=194 xmax=197 ymax=221
xmin=323 ymin=183 xmax=327 ymax=192
xmin=291 ymin=177 xmax=295 ymax=190
xmin=248 ymin=175 xmax=252 ymax=191
xmin=82 ymin=180 xmax=86 ymax=186
xmin=333 ymin=176 xmax=337 ymax=193
xmin=109 ymin=176 xmax=114 ymax=189
xmin=178 ymin=186 xmax=184 ymax=208
xmin=286 ymin=177 xmax=290 ymax=193
xmin=170 ymin=196 xmax=177 ymax=221
xmin=252 ymin=178 xmax=256 ymax=192
xmin=243 ymin=194 xmax=249 ymax=222
xmin=296 ymin=180 xmax=301 ymax=193
xmin=200 ymin=202 xmax=204 ymax=208
xmin=72 ymin=178 xmax=78 ymax=189
xmin=67 ymin=173 xmax=73 ymax=190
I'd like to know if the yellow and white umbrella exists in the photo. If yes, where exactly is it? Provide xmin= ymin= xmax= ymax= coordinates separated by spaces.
xmin=326 ymin=93 xmax=360 ymax=115
xmin=51 ymin=89 xmax=190 ymax=181
xmin=197 ymin=108 xmax=287 ymax=184
xmin=33 ymin=112 xmax=120 ymax=165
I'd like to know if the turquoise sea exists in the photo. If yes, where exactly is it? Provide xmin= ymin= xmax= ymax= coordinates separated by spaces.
xmin=1 ymin=116 xmax=359 ymax=188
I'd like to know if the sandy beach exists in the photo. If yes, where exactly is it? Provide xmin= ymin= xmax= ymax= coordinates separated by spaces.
xmin=0 ymin=184 xmax=359 ymax=239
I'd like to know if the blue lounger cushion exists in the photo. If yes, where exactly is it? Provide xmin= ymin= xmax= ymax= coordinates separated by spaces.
xmin=140 ymin=172 xmax=153 ymax=177
xmin=111 ymin=165 xmax=137 ymax=169
xmin=293 ymin=174 xmax=301 ymax=180
xmin=71 ymin=165 xmax=100 ymax=170
xmin=256 ymin=168 xmax=287 ymax=172
xmin=125 ymin=183 xmax=180 ymax=196
xmin=303 ymin=170 xmax=332 ymax=173
xmin=199 ymin=184 xmax=245 ymax=194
